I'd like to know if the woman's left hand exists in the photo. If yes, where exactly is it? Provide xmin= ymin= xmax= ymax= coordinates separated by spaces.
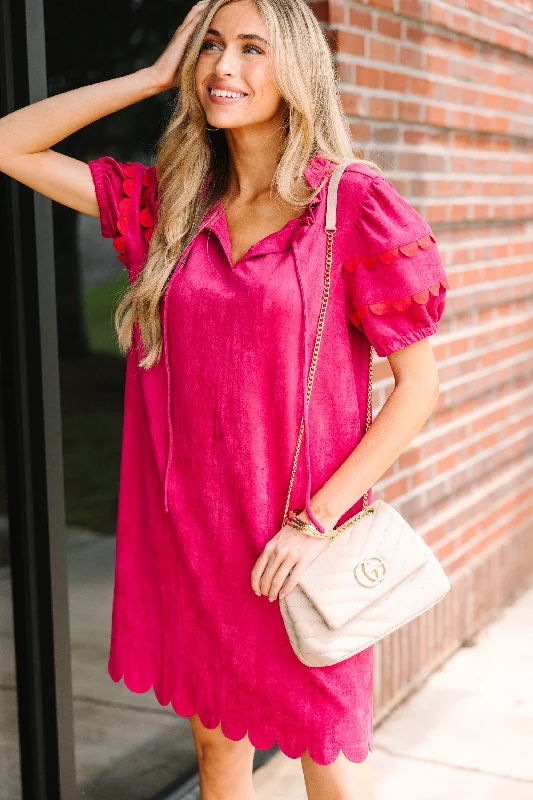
xmin=251 ymin=514 xmax=333 ymax=602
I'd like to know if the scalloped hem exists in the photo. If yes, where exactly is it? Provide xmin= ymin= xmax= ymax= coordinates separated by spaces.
xmin=109 ymin=665 xmax=374 ymax=766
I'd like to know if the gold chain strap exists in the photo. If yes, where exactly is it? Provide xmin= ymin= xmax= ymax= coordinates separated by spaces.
xmin=282 ymin=227 xmax=375 ymax=536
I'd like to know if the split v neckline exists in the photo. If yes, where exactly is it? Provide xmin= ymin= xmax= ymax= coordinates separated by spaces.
xmin=198 ymin=152 xmax=336 ymax=270
xmin=213 ymin=197 xmax=320 ymax=269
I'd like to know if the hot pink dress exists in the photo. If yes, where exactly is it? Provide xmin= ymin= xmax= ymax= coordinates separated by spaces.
xmin=88 ymin=152 xmax=449 ymax=765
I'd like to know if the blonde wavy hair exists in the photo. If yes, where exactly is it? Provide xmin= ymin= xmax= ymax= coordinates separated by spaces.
xmin=116 ymin=0 xmax=382 ymax=368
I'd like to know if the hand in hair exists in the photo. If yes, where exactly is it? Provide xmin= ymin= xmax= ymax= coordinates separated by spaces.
xmin=151 ymin=0 xmax=211 ymax=91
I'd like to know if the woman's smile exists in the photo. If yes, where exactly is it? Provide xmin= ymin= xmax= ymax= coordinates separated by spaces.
xmin=207 ymin=86 xmax=249 ymax=104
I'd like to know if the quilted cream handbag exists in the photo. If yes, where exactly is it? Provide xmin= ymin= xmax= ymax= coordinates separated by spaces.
xmin=278 ymin=161 xmax=451 ymax=668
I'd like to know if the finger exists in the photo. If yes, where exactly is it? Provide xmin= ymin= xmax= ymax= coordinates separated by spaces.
xmin=179 ymin=1 xmax=210 ymax=31
xmin=279 ymin=563 xmax=307 ymax=600
xmin=251 ymin=542 xmax=276 ymax=594
xmin=257 ymin=550 xmax=283 ymax=596
xmin=192 ymin=1 xmax=210 ymax=15
xmin=268 ymin=558 xmax=296 ymax=602
xmin=259 ymin=545 xmax=289 ymax=596
xmin=186 ymin=0 xmax=210 ymax=17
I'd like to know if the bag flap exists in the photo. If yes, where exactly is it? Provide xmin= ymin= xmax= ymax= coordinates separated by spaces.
xmin=296 ymin=500 xmax=433 ymax=631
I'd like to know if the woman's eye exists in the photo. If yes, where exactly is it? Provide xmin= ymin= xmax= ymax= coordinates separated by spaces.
xmin=200 ymin=41 xmax=263 ymax=55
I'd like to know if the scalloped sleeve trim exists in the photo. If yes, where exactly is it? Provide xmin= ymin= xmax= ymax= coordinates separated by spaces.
xmin=139 ymin=168 xmax=156 ymax=245
xmin=347 ymin=278 xmax=449 ymax=330
xmin=343 ymin=230 xmax=449 ymax=325
xmin=112 ymin=162 xmax=136 ymax=265
xmin=343 ymin=232 xmax=438 ymax=272
xmin=88 ymin=157 xmax=158 ymax=272
xmin=341 ymin=177 xmax=450 ymax=354
xmin=88 ymin=157 xmax=137 ymax=265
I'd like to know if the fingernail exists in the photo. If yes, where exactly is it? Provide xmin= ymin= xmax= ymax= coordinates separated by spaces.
xmin=269 ymin=597 xmax=274 ymax=602
xmin=279 ymin=592 xmax=285 ymax=599
xmin=255 ymin=591 xmax=261 ymax=596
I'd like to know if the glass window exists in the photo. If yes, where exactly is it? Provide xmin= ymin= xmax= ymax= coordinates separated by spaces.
xmin=44 ymin=2 xmax=201 ymax=794
xmin=0 ymin=370 xmax=22 ymax=800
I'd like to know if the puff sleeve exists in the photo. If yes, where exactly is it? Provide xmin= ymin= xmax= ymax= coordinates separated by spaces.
xmin=342 ymin=174 xmax=449 ymax=357
xmin=87 ymin=156 xmax=158 ymax=280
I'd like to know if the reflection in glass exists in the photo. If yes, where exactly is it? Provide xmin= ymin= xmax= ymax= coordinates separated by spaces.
xmin=65 ymin=214 xmax=199 ymax=798
xmin=0 ymin=375 xmax=22 ymax=799
xmin=44 ymin=1 xmax=202 ymax=792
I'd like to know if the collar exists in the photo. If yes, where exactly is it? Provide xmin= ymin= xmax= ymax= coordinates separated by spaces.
xmin=303 ymin=151 xmax=337 ymax=189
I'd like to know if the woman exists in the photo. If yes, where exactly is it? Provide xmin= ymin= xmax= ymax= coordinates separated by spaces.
xmin=0 ymin=0 xmax=449 ymax=797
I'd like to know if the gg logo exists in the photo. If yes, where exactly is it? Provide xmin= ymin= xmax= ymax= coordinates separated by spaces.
xmin=354 ymin=556 xmax=387 ymax=588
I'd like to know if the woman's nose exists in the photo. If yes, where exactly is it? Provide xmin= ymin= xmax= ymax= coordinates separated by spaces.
xmin=214 ymin=46 xmax=239 ymax=76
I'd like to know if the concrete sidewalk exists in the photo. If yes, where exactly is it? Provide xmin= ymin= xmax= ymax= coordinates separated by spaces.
xmin=253 ymin=581 xmax=533 ymax=799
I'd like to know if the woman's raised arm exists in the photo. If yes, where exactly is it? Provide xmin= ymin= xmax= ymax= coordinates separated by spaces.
xmin=0 ymin=69 xmax=163 ymax=218
xmin=0 ymin=0 xmax=209 ymax=217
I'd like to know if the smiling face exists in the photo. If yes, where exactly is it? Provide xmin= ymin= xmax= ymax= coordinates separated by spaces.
xmin=195 ymin=0 xmax=286 ymax=131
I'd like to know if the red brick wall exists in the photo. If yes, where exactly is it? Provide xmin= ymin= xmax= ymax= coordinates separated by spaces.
xmin=309 ymin=0 xmax=533 ymax=723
